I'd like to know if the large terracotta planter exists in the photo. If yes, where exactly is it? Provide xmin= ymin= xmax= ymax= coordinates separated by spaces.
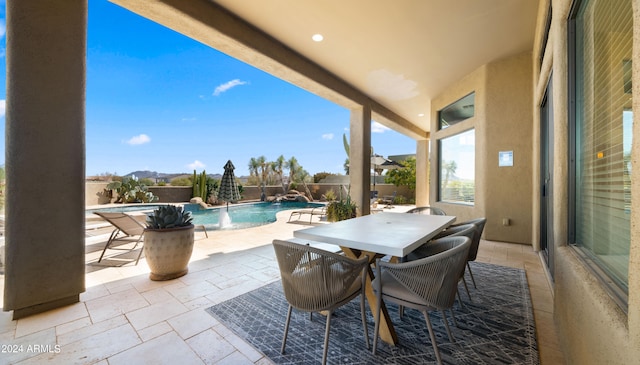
xmin=143 ymin=224 xmax=195 ymax=281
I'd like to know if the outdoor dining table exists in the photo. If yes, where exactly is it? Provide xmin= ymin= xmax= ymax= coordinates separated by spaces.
xmin=293 ymin=212 xmax=456 ymax=346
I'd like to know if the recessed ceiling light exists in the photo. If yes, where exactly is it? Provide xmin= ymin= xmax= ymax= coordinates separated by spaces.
xmin=418 ymin=113 xmax=425 ymax=117
xmin=312 ymin=34 xmax=324 ymax=42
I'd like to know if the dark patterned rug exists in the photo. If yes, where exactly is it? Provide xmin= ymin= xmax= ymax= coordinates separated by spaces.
xmin=206 ymin=262 xmax=539 ymax=364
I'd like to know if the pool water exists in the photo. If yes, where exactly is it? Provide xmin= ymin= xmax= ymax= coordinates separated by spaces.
xmin=86 ymin=204 xmax=168 ymax=216
xmin=185 ymin=201 xmax=324 ymax=230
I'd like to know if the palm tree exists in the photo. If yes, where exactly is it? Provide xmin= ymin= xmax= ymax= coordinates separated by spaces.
xmin=296 ymin=168 xmax=314 ymax=200
xmin=442 ymin=160 xmax=457 ymax=199
xmin=248 ymin=157 xmax=260 ymax=186
xmin=272 ymin=155 xmax=287 ymax=193
xmin=286 ymin=156 xmax=300 ymax=191
xmin=257 ymin=155 xmax=269 ymax=201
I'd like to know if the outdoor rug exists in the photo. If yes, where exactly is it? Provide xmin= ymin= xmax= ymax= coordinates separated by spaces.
xmin=206 ymin=262 xmax=539 ymax=364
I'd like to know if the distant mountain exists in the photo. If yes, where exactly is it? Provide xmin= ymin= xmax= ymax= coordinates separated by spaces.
xmin=123 ymin=170 xmax=228 ymax=181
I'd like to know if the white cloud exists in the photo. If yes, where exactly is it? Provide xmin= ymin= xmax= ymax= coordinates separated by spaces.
xmin=213 ymin=79 xmax=248 ymax=96
xmin=0 ymin=100 xmax=5 ymax=118
xmin=181 ymin=117 xmax=196 ymax=122
xmin=372 ymin=121 xmax=391 ymax=133
xmin=0 ymin=20 xmax=5 ymax=39
xmin=321 ymin=133 xmax=334 ymax=140
xmin=187 ymin=160 xmax=206 ymax=169
xmin=125 ymin=134 xmax=151 ymax=145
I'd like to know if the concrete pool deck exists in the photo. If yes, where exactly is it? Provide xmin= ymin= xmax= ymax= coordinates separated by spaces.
xmin=0 ymin=206 xmax=565 ymax=364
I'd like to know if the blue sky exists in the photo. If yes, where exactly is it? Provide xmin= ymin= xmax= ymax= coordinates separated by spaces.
xmin=0 ymin=1 xmax=416 ymax=177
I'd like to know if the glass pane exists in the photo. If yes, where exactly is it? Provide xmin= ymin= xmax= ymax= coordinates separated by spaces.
xmin=439 ymin=129 xmax=475 ymax=204
xmin=574 ymin=0 xmax=632 ymax=291
xmin=438 ymin=93 xmax=475 ymax=130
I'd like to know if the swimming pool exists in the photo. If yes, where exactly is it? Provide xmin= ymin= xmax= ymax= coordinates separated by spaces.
xmin=88 ymin=201 xmax=325 ymax=230
xmin=86 ymin=204 xmax=168 ymax=215
xmin=186 ymin=201 xmax=324 ymax=230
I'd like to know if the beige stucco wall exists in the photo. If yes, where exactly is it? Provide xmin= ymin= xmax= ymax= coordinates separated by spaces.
xmin=430 ymin=52 xmax=533 ymax=244
xmin=532 ymin=0 xmax=640 ymax=363
xmin=484 ymin=53 xmax=534 ymax=244
xmin=85 ymin=182 xmax=412 ymax=206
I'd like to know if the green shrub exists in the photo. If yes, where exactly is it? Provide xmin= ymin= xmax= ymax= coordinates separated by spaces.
xmin=326 ymin=197 xmax=357 ymax=222
xmin=324 ymin=189 xmax=337 ymax=201
xmin=313 ymin=172 xmax=331 ymax=183
xmin=138 ymin=178 xmax=155 ymax=186
xmin=170 ymin=177 xmax=191 ymax=186
xmin=394 ymin=195 xmax=408 ymax=205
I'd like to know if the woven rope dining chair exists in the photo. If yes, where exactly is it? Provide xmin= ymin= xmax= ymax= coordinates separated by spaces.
xmin=427 ymin=218 xmax=487 ymax=289
xmin=272 ymin=239 xmax=370 ymax=365
xmin=372 ymin=236 xmax=471 ymax=365
xmin=449 ymin=218 xmax=487 ymax=289
xmin=407 ymin=223 xmax=476 ymax=300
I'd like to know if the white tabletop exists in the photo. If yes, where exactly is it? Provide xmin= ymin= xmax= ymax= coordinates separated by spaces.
xmin=293 ymin=212 xmax=456 ymax=257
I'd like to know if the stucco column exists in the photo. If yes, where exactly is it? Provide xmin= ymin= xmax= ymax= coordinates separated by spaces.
xmin=349 ymin=106 xmax=372 ymax=216
xmin=415 ymin=139 xmax=430 ymax=206
xmin=4 ymin=1 xmax=87 ymax=318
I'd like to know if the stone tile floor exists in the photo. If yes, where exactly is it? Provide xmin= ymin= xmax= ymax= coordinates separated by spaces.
xmin=0 ymin=206 xmax=566 ymax=364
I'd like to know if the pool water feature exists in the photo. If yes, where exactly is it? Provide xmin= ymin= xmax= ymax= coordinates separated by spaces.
xmin=185 ymin=201 xmax=325 ymax=230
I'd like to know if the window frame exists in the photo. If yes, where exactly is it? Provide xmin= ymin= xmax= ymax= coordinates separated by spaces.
xmin=567 ymin=0 xmax=630 ymax=312
xmin=437 ymin=92 xmax=475 ymax=130
xmin=437 ymin=128 xmax=476 ymax=205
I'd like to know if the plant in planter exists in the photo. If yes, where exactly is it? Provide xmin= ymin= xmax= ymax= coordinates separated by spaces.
xmin=326 ymin=196 xmax=357 ymax=222
xmin=144 ymin=205 xmax=195 ymax=281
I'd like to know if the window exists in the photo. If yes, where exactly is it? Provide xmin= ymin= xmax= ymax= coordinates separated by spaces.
xmin=438 ymin=93 xmax=475 ymax=130
xmin=570 ymin=0 xmax=633 ymax=300
xmin=439 ymin=129 xmax=475 ymax=204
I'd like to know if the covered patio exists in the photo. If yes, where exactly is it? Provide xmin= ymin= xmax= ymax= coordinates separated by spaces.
xmin=3 ymin=0 xmax=640 ymax=364
xmin=0 ymin=208 xmax=562 ymax=363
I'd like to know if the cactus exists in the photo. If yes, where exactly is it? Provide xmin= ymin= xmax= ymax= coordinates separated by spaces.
xmin=199 ymin=171 xmax=207 ymax=201
xmin=146 ymin=205 xmax=193 ymax=229
xmin=191 ymin=170 xmax=210 ymax=202
xmin=192 ymin=170 xmax=198 ymax=198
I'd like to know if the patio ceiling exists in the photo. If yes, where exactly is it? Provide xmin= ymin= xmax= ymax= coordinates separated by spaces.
xmin=111 ymin=0 xmax=539 ymax=137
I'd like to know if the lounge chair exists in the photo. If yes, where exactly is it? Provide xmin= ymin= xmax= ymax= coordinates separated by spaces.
xmin=94 ymin=212 xmax=146 ymax=264
xmin=380 ymin=191 xmax=396 ymax=207
xmin=288 ymin=206 xmax=326 ymax=223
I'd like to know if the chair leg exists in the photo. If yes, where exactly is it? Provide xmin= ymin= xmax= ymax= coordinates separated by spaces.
xmin=423 ymin=311 xmax=443 ymax=365
xmin=450 ymin=308 xmax=458 ymax=327
xmin=462 ymin=277 xmax=472 ymax=301
xmin=372 ymin=296 xmax=382 ymax=354
xmin=440 ymin=310 xmax=455 ymax=343
xmin=360 ymin=293 xmax=369 ymax=349
xmin=134 ymin=236 xmax=144 ymax=265
xmin=134 ymin=244 xmax=144 ymax=265
xmin=281 ymin=305 xmax=293 ymax=354
xmin=456 ymin=289 xmax=465 ymax=308
xmin=322 ymin=310 xmax=332 ymax=365
xmin=98 ymin=229 xmax=119 ymax=262
xmin=399 ymin=305 xmax=404 ymax=319
xmin=467 ymin=262 xmax=477 ymax=289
